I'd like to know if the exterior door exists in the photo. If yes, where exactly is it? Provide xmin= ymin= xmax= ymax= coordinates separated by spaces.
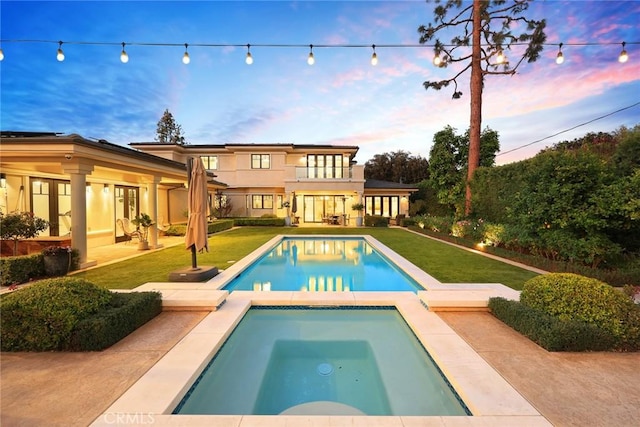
xmin=31 ymin=178 xmax=71 ymax=236
xmin=114 ymin=186 xmax=139 ymax=243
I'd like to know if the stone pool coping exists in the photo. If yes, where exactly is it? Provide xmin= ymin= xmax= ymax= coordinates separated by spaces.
xmin=91 ymin=235 xmax=546 ymax=426
xmin=91 ymin=292 xmax=550 ymax=426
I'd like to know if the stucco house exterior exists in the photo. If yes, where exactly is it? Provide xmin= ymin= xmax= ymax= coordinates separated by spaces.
xmin=1 ymin=132 xmax=416 ymax=267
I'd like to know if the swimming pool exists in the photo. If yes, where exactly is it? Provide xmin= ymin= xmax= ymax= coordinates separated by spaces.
xmin=223 ymin=237 xmax=423 ymax=292
xmin=174 ymin=307 xmax=469 ymax=416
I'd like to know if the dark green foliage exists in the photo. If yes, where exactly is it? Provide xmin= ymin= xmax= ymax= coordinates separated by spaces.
xmin=488 ymin=297 xmax=615 ymax=352
xmin=66 ymin=291 xmax=162 ymax=351
xmin=163 ymin=220 xmax=233 ymax=236
xmin=0 ymin=253 xmax=44 ymax=285
xmin=364 ymin=215 xmax=389 ymax=227
xmin=521 ymin=273 xmax=640 ymax=350
xmin=400 ymin=217 xmax=417 ymax=227
xmin=364 ymin=150 xmax=429 ymax=184
xmin=1 ymin=277 xmax=113 ymax=351
xmin=233 ymin=217 xmax=286 ymax=226
xmin=0 ymin=211 xmax=49 ymax=256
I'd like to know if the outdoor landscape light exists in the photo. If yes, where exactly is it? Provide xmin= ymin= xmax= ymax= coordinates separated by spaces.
xmin=371 ymin=44 xmax=378 ymax=66
xmin=245 ymin=44 xmax=253 ymax=65
xmin=556 ymin=43 xmax=564 ymax=64
xmin=182 ymin=43 xmax=190 ymax=64
xmin=496 ymin=49 xmax=505 ymax=64
xmin=56 ymin=41 xmax=65 ymax=62
xmin=120 ymin=42 xmax=129 ymax=63
xmin=307 ymin=44 xmax=315 ymax=65
xmin=619 ymin=42 xmax=628 ymax=63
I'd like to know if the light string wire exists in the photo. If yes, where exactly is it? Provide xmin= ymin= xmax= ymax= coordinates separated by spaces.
xmin=497 ymin=101 xmax=640 ymax=156
xmin=0 ymin=39 xmax=637 ymax=50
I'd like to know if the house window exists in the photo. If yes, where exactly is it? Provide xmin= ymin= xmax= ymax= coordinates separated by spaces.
xmin=200 ymin=155 xmax=218 ymax=170
xmin=252 ymin=195 xmax=273 ymax=209
xmin=364 ymin=196 xmax=399 ymax=217
xmin=307 ymin=154 xmax=343 ymax=178
xmin=251 ymin=154 xmax=270 ymax=169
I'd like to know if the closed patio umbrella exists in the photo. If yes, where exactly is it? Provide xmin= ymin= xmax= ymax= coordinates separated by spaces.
xmin=185 ymin=157 xmax=209 ymax=268
xmin=291 ymin=192 xmax=298 ymax=225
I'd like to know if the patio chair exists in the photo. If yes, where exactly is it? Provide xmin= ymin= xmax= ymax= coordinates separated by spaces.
xmin=117 ymin=218 xmax=140 ymax=243
xmin=157 ymin=216 xmax=171 ymax=233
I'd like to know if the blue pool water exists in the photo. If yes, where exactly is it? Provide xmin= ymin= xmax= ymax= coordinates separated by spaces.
xmin=223 ymin=237 xmax=423 ymax=292
xmin=174 ymin=308 xmax=469 ymax=416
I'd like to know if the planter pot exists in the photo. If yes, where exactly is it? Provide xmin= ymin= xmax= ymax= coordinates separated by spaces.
xmin=285 ymin=216 xmax=292 ymax=226
xmin=355 ymin=217 xmax=363 ymax=227
xmin=43 ymin=253 xmax=71 ymax=276
xmin=137 ymin=241 xmax=150 ymax=251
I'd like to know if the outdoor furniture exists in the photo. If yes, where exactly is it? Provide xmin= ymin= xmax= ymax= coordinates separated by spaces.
xmin=116 ymin=218 xmax=140 ymax=243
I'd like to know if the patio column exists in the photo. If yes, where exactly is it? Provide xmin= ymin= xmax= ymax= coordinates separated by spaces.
xmin=63 ymin=160 xmax=96 ymax=268
xmin=146 ymin=177 xmax=161 ymax=249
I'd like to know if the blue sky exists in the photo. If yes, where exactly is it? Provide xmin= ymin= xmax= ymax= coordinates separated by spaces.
xmin=1 ymin=1 xmax=638 ymax=165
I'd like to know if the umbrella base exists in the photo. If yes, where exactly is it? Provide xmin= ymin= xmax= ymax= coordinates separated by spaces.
xmin=168 ymin=266 xmax=219 ymax=282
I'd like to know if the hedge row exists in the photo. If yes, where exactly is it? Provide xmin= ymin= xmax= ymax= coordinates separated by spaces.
xmin=66 ymin=291 xmax=162 ymax=351
xmin=488 ymin=297 xmax=616 ymax=351
xmin=0 ymin=249 xmax=80 ymax=286
xmin=232 ymin=217 xmax=286 ymax=226
xmin=0 ymin=277 xmax=161 ymax=352
xmin=164 ymin=219 xmax=234 ymax=236
xmin=364 ymin=215 xmax=389 ymax=227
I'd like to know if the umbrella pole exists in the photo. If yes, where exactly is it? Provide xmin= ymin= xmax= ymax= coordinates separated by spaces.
xmin=186 ymin=157 xmax=199 ymax=270
xmin=191 ymin=245 xmax=198 ymax=269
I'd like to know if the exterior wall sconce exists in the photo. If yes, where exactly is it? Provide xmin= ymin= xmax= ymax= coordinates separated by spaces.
xmin=0 ymin=173 xmax=6 ymax=189
xmin=103 ymin=184 xmax=109 ymax=194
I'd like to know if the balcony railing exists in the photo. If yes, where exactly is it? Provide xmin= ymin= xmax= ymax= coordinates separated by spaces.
xmin=294 ymin=166 xmax=353 ymax=180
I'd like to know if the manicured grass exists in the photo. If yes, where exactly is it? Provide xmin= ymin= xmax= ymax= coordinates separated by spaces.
xmin=72 ymin=227 xmax=538 ymax=290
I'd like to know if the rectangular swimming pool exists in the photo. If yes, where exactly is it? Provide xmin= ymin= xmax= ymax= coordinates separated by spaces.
xmin=173 ymin=307 xmax=470 ymax=416
xmin=223 ymin=237 xmax=424 ymax=292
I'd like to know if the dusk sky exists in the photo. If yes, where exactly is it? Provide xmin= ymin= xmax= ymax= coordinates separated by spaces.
xmin=1 ymin=1 xmax=638 ymax=165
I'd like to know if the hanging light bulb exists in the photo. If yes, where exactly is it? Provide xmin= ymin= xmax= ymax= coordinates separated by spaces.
xmin=120 ymin=42 xmax=129 ymax=63
xmin=433 ymin=51 xmax=442 ymax=66
xmin=556 ymin=43 xmax=564 ymax=64
xmin=307 ymin=44 xmax=315 ymax=65
xmin=56 ymin=41 xmax=65 ymax=62
xmin=0 ymin=47 xmax=4 ymax=61
xmin=496 ymin=49 xmax=505 ymax=64
xmin=371 ymin=44 xmax=378 ymax=66
xmin=245 ymin=44 xmax=253 ymax=65
xmin=619 ymin=41 xmax=628 ymax=63
xmin=182 ymin=43 xmax=190 ymax=64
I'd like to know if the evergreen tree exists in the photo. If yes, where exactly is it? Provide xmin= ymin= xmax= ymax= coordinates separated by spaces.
xmin=155 ymin=109 xmax=187 ymax=145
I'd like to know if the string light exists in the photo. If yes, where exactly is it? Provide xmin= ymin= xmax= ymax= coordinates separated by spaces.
xmin=245 ymin=44 xmax=253 ymax=65
xmin=0 ymin=39 xmax=635 ymax=66
xmin=307 ymin=44 xmax=315 ymax=65
xmin=371 ymin=44 xmax=378 ymax=66
xmin=182 ymin=43 xmax=190 ymax=64
xmin=556 ymin=42 xmax=564 ymax=64
xmin=619 ymin=41 xmax=628 ymax=63
xmin=120 ymin=42 xmax=129 ymax=63
xmin=56 ymin=41 xmax=65 ymax=61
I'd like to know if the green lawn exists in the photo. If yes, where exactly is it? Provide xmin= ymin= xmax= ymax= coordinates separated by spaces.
xmin=72 ymin=227 xmax=538 ymax=290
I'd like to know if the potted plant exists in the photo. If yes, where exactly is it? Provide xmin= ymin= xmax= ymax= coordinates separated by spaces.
xmin=282 ymin=201 xmax=291 ymax=226
xmin=131 ymin=213 xmax=155 ymax=250
xmin=351 ymin=202 xmax=365 ymax=227
xmin=42 ymin=245 xmax=72 ymax=276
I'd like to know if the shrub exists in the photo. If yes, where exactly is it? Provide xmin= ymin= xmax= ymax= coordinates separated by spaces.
xmin=520 ymin=273 xmax=640 ymax=349
xmin=364 ymin=215 xmax=388 ymax=227
xmin=66 ymin=291 xmax=162 ymax=351
xmin=233 ymin=217 xmax=285 ymax=226
xmin=162 ymin=220 xmax=233 ymax=236
xmin=0 ymin=253 xmax=44 ymax=286
xmin=1 ymin=277 xmax=112 ymax=351
xmin=489 ymin=297 xmax=616 ymax=351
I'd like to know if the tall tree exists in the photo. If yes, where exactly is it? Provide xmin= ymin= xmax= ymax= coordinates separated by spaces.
xmin=418 ymin=0 xmax=546 ymax=215
xmin=364 ymin=150 xmax=429 ymax=184
xmin=155 ymin=109 xmax=187 ymax=145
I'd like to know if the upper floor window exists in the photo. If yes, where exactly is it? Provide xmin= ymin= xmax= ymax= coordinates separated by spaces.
xmin=252 ymin=154 xmax=270 ymax=169
xmin=200 ymin=156 xmax=218 ymax=170
xmin=307 ymin=154 xmax=344 ymax=178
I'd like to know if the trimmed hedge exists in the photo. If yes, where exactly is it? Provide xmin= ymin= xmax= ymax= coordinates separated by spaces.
xmin=0 ymin=249 xmax=80 ymax=286
xmin=521 ymin=273 xmax=640 ymax=348
xmin=66 ymin=291 xmax=162 ymax=351
xmin=488 ymin=297 xmax=616 ymax=351
xmin=364 ymin=215 xmax=388 ymax=227
xmin=1 ymin=277 xmax=113 ymax=351
xmin=233 ymin=217 xmax=286 ymax=226
xmin=163 ymin=220 xmax=234 ymax=236
xmin=0 ymin=277 xmax=162 ymax=351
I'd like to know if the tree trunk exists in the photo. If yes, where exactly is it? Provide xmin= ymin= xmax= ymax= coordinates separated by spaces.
xmin=466 ymin=0 xmax=483 ymax=216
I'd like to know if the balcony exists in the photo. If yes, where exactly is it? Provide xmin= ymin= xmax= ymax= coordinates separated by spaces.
xmin=288 ymin=166 xmax=363 ymax=180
